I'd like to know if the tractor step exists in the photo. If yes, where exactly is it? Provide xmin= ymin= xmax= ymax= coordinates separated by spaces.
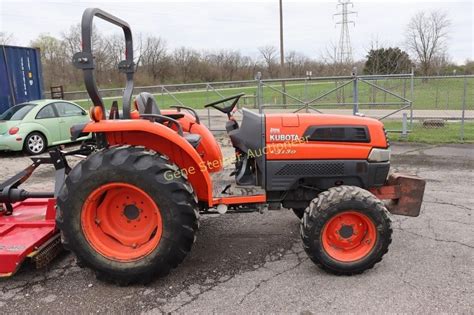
xmin=211 ymin=166 xmax=265 ymax=198
xmin=212 ymin=180 xmax=265 ymax=198
xmin=210 ymin=168 xmax=266 ymax=207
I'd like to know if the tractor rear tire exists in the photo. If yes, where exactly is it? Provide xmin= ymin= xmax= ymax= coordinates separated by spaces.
xmin=56 ymin=146 xmax=199 ymax=285
xmin=300 ymin=185 xmax=392 ymax=275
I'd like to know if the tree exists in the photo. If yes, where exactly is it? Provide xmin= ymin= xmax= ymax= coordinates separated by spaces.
xmin=61 ymin=24 xmax=84 ymax=85
xmin=320 ymin=41 xmax=351 ymax=76
xmin=172 ymin=47 xmax=200 ymax=82
xmin=103 ymin=35 xmax=125 ymax=67
xmin=258 ymin=46 xmax=279 ymax=78
xmin=464 ymin=60 xmax=474 ymax=75
xmin=405 ymin=11 xmax=450 ymax=76
xmin=61 ymin=24 xmax=82 ymax=59
xmin=220 ymin=50 xmax=243 ymax=81
xmin=141 ymin=36 xmax=170 ymax=83
xmin=285 ymin=51 xmax=310 ymax=77
xmin=31 ymin=34 xmax=68 ymax=87
xmin=60 ymin=24 xmax=121 ymax=87
xmin=0 ymin=32 xmax=14 ymax=45
xmin=430 ymin=53 xmax=450 ymax=75
xmin=364 ymin=47 xmax=413 ymax=74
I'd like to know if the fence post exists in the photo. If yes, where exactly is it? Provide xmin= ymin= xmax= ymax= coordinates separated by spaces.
xmin=304 ymin=77 xmax=308 ymax=112
xmin=304 ymin=77 xmax=308 ymax=102
xmin=402 ymin=112 xmax=408 ymax=139
xmin=206 ymin=84 xmax=211 ymax=129
xmin=460 ymin=76 xmax=467 ymax=142
xmin=410 ymin=67 xmax=414 ymax=128
xmin=352 ymin=67 xmax=359 ymax=115
xmin=161 ymin=86 xmax=165 ymax=108
xmin=446 ymin=91 xmax=450 ymax=110
xmin=403 ymin=78 xmax=407 ymax=99
xmin=256 ymin=72 xmax=263 ymax=113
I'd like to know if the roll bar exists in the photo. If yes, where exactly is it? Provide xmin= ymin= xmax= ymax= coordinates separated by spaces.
xmin=72 ymin=8 xmax=134 ymax=119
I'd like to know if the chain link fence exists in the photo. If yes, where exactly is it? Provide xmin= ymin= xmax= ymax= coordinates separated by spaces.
xmin=48 ymin=73 xmax=473 ymax=142
xmin=399 ymin=75 xmax=473 ymax=143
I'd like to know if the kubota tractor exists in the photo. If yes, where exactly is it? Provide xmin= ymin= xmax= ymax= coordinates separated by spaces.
xmin=50 ymin=8 xmax=425 ymax=284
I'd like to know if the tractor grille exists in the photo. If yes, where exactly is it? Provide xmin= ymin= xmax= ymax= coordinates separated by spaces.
xmin=275 ymin=162 xmax=345 ymax=176
xmin=353 ymin=128 xmax=369 ymax=141
xmin=375 ymin=164 xmax=390 ymax=183
xmin=303 ymin=126 xmax=370 ymax=143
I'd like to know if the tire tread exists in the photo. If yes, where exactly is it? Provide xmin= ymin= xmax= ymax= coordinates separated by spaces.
xmin=57 ymin=145 xmax=198 ymax=285
xmin=300 ymin=185 xmax=392 ymax=275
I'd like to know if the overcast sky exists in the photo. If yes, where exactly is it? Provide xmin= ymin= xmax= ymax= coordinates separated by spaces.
xmin=0 ymin=0 xmax=472 ymax=64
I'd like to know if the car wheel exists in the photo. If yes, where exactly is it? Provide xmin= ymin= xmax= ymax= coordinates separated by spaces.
xmin=24 ymin=132 xmax=47 ymax=155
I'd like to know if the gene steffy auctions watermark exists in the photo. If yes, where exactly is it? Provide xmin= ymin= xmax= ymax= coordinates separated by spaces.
xmin=164 ymin=136 xmax=308 ymax=181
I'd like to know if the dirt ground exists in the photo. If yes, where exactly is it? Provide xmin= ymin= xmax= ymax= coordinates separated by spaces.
xmin=0 ymin=142 xmax=473 ymax=314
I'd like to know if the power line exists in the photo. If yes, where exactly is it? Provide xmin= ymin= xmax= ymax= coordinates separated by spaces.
xmin=279 ymin=0 xmax=286 ymax=105
xmin=334 ymin=0 xmax=357 ymax=64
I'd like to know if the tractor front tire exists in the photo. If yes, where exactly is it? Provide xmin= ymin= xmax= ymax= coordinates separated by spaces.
xmin=56 ymin=146 xmax=198 ymax=285
xmin=301 ymin=185 xmax=392 ymax=275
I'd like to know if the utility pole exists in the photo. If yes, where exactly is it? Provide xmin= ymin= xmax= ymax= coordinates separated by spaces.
xmin=279 ymin=0 xmax=287 ymax=106
xmin=334 ymin=0 xmax=356 ymax=64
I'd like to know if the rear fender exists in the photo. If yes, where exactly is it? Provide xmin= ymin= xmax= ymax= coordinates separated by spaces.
xmin=161 ymin=110 xmax=223 ymax=172
xmin=82 ymin=121 xmax=213 ymax=203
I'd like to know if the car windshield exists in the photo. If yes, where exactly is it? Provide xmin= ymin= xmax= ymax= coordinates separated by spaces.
xmin=0 ymin=104 xmax=36 ymax=121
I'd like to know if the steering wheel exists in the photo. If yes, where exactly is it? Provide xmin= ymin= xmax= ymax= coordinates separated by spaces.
xmin=204 ymin=93 xmax=245 ymax=118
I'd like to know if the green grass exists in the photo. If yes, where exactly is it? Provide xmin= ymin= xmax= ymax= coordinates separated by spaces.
xmin=76 ymin=85 xmax=260 ymax=109
xmin=74 ymin=85 xmax=473 ymax=144
xmin=74 ymin=77 xmax=473 ymax=111
xmin=383 ymin=120 xmax=474 ymax=144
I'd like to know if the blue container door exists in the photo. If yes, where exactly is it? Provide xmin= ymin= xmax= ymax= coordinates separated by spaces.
xmin=0 ymin=48 xmax=12 ymax=113
xmin=3 ymin=46 xmax=44 ymax=107
xmin=0 ymin=46 xmax=43 ymax=112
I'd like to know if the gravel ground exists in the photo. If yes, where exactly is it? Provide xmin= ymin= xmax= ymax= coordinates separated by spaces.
xmin=0 ymin=142 xmax=473 ymax=314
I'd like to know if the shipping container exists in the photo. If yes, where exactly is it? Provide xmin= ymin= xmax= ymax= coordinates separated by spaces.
xmin=0 ymin=45 xmax=44 ymax=114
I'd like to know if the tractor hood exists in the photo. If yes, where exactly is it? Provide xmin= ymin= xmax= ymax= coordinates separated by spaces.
xmin=264 ymin=113 xmax=389 ymax=160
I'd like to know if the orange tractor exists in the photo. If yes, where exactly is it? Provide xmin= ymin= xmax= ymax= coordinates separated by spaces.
xmin=34 ymin=8 xmax=425 ymax=284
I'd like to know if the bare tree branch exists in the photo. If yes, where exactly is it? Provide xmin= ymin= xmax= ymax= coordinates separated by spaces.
xmin=258 ymin=46 xmax=278 ymax=78
xmin=405 ymin=10 xmax=450 ymax=76
xmin=0 ymin=32 xmax=15 ymax=45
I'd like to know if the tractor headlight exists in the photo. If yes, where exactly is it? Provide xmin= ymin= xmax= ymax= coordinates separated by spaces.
xmin=368 ymin=148 xmax=391 ymax=162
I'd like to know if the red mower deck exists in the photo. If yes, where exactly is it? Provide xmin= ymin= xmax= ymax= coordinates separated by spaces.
xmin=0 ymin=148 xmax=93 ymax=277
xmin=0 ymin=198 xmax=58 ymax=277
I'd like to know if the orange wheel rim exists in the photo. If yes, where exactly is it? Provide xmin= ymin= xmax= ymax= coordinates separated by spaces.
xmin=321 ymin=211 xmax=377 ymax=262
xmin=81 ymin=183 xmax=162 ymax=262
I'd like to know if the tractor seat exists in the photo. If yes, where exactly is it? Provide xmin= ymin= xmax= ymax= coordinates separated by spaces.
xmin=135 ymin=92 xmax=161 ymax=115
xmin=135 ymin=92 xmax=202 ymax=148
xmin=183 ymin=132 xmax=201 ymax=148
